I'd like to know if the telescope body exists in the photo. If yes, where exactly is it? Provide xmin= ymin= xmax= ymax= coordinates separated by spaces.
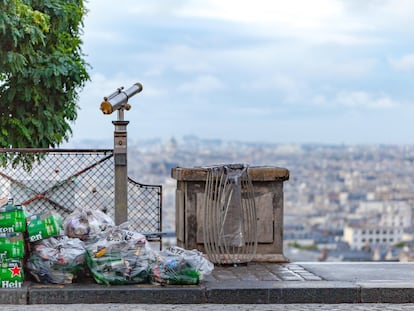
xmin=101 ymin=82 xmax=143 ymax=114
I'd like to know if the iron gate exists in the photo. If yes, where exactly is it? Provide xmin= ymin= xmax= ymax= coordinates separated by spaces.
xmin=0 ymin=149 xmax=162 ymax=247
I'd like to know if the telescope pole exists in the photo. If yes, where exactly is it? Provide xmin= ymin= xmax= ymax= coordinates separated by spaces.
xmin=113 ymin=113 xmax=129 ymax=225
xmin=101 ymin=82 xmax=142 ymax=225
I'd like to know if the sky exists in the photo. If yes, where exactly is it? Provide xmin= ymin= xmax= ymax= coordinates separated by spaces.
xmin=66 ymin=0 xmax=414 ymax=147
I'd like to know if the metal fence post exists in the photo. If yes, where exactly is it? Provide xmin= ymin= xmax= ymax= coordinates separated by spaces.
xmin=113 ymin=120 xmax=129 ymax=225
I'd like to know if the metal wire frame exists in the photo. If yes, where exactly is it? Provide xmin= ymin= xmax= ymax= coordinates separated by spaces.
xmin=0 ymin=148 xmax=162 ymax=248
xmin=203 ymin=164 xmax=258 ymax=264
xmin=127 ymin=176 xmax=162 ymax=248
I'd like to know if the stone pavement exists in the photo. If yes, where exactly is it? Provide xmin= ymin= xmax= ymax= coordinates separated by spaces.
xmin=1 ymin=262 xmax=414 ymax=305
xmin=1 ymin=304 xmax=414 ymax=311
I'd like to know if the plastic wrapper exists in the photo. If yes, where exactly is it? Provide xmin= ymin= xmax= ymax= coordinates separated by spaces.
xmin=26 ymin=235 xmax=86 ymax=284
xmin=64 ymin=208 xmax=114 ymax=241
xmin=85 ymin=225 xmax=154 ymax=285
xmin=151 ymin=246 xmax=214 ymax=285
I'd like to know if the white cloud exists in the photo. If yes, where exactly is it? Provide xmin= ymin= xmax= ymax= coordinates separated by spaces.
xmin=389 ymin=54 xmax=414 ymax=71
xmin=249 ymin=74 xmax=296 ymax=91
xmin=143 ymin=64 xmax=166 ymax=78
xmin=177 ymin=0 xmax=343 ymax=28
xmin=174 ymin=0 xmax=387 ymax=46
xmin=314 ymin=91 xmax=400 ymax=109
xmin=339 ymin=91 xmax=399 ymax=109
xmin=247 ymin=74 xmax=306 ymax=104
xmin=306 ymin=58 xmax=378 ymax=80
xmin=174 ymin=62 xmax=215 ymax=74
xmin=165 ymin=45 xmax=217 ymax=74
xmin=177 ymin=75 xmax=225 ymax=94
xmin=84 ymin=0 xmax=414 ymax=48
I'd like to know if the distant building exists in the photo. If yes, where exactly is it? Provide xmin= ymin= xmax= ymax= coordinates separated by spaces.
xmin=343 ymin=225 xmax=404 ymax=250
xmin=356 ymin=201 xmax=413 ymax=228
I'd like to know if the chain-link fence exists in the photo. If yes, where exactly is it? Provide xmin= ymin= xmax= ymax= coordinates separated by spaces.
xmin=0 ymin=149 xmax=162 ymax=247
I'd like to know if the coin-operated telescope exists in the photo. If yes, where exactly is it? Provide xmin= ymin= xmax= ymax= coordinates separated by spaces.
xmin=100 ymin=82 xmax=143 ymax=225
xmin=100 ymin=82 xmax=143 ymax=120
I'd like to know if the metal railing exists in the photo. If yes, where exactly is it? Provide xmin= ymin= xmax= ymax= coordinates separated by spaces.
xmin=0 ymin=149 xmax=162 ymax=247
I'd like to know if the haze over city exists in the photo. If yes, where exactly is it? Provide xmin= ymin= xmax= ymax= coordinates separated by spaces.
xmin=63 ymin=0 xmax=414 ymax=148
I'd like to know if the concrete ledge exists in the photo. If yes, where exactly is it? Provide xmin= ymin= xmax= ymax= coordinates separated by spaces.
xmin=268 ymin=282 xmax=360 ymax=304
xmin=1 ymin=280 xmax=413 ymax=304
xmin=206 ymin=280 xmax=359 ymax=304
xmin=2 ymin=263 xmax=414 ymax=304
xmin=359 ymin=283 xmax=414 ymax=303
xmin=206 ymin=280 xmax=275 ymax=304
xmin=0 ymin=283 xmax=28 ymax=304
xmin=28 ymin=283 xmax=205 ymax=304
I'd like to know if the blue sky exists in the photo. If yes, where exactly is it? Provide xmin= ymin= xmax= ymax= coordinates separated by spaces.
xmin=67 ymin=0 xmax=414 ymax=146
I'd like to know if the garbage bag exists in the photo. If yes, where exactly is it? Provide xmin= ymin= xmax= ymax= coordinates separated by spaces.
xmin=151 ymin=246 xmax=214 ymax=285
xmin=26 ymin=235 xmax=86 ymax=284
xmin=64 ymin=208 xmax=114 ymax=241
xmin=85 ymin=225 xmax=154 ymax=285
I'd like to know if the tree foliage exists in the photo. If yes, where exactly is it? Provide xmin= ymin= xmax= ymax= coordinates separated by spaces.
xmin=0 ymin=0 xmax=90 ymax=150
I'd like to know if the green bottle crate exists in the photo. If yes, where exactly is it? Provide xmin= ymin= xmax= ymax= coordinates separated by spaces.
xmin=0 ymin=204 xmax=27 ymax=233
xmin=0 ymin=232 xmax=25 ymax=259
xmin=27 ymin=212 xmax=64 ymax=242
xmin=0 ymin=258 xmax=24 ymax=288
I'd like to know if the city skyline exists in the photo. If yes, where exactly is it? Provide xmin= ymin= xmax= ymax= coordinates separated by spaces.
xmin=66 ymin=0 xmax=414 ymax=148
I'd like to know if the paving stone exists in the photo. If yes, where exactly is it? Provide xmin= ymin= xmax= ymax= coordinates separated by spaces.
xmin=2 ymin=303 xmax=414 ymax=311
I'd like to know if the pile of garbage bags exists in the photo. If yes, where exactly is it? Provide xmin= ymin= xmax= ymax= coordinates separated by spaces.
xmin=24 ymin=208 xmax=214 ymax=286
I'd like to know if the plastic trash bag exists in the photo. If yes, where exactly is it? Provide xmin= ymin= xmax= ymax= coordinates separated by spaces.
xmin=64 ymin=208 xmax=114 ymax=241
xmin=85 ymin=225 xmax=154 ymax=285
xmin=26 ymin=235 xmax=86 ymax=284
xmin=150 ymin=246 xmax=214 ymax=285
